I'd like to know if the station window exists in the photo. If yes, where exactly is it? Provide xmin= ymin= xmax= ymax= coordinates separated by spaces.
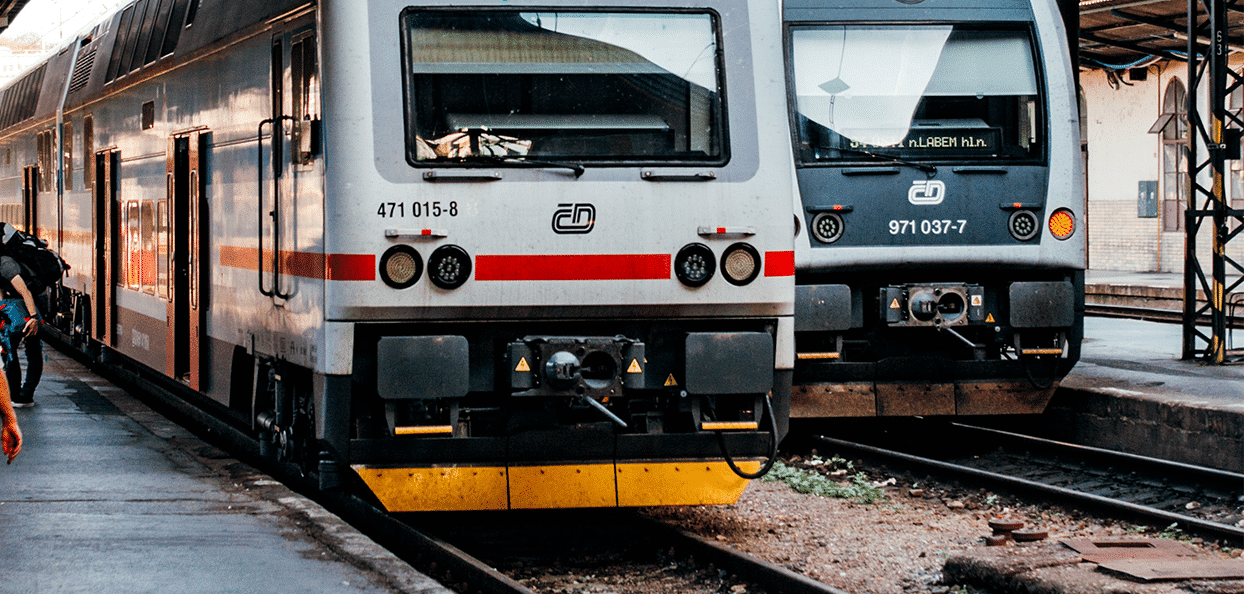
xmin=1156 ymin=79 xmax=1187 ymax=232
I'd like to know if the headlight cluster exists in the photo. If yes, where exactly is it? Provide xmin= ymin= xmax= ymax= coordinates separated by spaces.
xmin=379 ymin=244 xmax=472 ymax=289
xmin=675 ymin=242 xmax=761 ymax=287
xmin=1006 ymin=208 xmax=1077 ymax=242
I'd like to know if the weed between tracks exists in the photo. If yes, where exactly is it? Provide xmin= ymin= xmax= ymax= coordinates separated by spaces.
xmin=760 ymin=456 xmax=887 ymax=504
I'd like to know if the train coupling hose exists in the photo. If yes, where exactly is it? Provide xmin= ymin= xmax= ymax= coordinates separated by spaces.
xmin=716 ymin=393 xmax=779 ymax=480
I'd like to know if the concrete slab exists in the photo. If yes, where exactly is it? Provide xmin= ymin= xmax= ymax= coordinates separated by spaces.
xmin=944 ymin=542 xmax=1244 ymax=594
xmin=0 ymin=350 xmax=451 ymax=594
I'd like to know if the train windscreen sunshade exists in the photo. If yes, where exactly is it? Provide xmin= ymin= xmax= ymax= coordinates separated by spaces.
xmin=400 ymin=10 xmax=725 ymax=165
xmin=790 ymin=26 xmax=1043 ymax=162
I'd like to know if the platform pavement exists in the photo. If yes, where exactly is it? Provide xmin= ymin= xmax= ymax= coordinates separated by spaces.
xmin=0 ymin=348 xmax=451 ymax=594
xmin=1038 ymin=269 xmax=1244 ymax=473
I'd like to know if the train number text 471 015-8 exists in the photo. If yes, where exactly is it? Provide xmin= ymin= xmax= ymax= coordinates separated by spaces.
xmin=888 ymin=219 xmax=968 ymax=235
xmin=377 ymin=201 xmax=459 ymax=218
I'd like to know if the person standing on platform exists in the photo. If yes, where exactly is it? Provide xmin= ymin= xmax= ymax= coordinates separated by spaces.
xmin=0 ymin=253 xmax=41 ymax=408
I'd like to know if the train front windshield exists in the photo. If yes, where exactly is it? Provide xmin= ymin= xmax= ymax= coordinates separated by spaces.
xmin=401 ymin=10 xmax=725 ymax=165
xmin=790 ymin=26 xmax=1042 ymax=164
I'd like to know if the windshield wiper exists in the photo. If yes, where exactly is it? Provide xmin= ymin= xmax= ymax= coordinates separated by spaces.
xmin=838 ymin=147 xmax=936 ymax=174
xmin=453 ymin=155 xmax=586 ymax=178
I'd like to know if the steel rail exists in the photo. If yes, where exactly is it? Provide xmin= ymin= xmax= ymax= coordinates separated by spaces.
xmin=948 ymin=422 xmax=1244 ymax=488
xmin=641 ymin=517 xmax=853 ymax=594
xmin=810 ymin=435 xmax=1244 ymax=542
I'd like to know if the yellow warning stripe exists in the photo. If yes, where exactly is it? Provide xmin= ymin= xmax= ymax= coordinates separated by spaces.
xmin=797 ymin=352 xmax=841 ymax=360
xmin=395 ymin=425 xmax=454 ymax=436
xmin=701 ymin=421 xmax=760 ymax=431
xmin=1021 ymin=348 xmax=1063 ymax=356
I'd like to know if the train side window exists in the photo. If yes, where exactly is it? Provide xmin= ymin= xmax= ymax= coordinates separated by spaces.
xmin=158 ymin=200 xmax=169 ymax=299
xmin=126 ymin=0 xmax=157 ymax=74
xmin=106 ymin=6 xmax=136 ymax=83
xmin=184 ymin=0 xmax=200 ymax=28
xmin=84 ymin=116 xmax=94 ymax=191
xmin=117 ymin=0 xmax=147 ymax=77
xmin=144 ymin=0 xmax=176 ymax=64
xmin=63 ymin=119 xmax=74 ymax=193
xmin=140 ymin=200 xmax=156 ymax=295
xmin=123 ymin=201 xmax=138 ymax=289
xmin=160 ymin=0 xmax=194 ymax=56
xmin=36 ymin=130 xmax=54 ymax=193
xmin=291 ymin=33 xmax=319 ymax=165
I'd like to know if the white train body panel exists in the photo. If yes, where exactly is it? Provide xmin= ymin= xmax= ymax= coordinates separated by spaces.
xmin=2 ymin=0 xmax=795 ymax=511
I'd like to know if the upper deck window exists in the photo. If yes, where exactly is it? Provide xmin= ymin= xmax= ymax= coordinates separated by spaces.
xmin=401 ymin=10 xmax=725 ymax=166
xmin=790 ymin=26 xmax=1042 ymax=164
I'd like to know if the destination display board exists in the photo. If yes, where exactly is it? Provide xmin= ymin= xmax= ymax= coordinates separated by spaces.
xmin=843 ymin=127 xmax=1001 ymax=154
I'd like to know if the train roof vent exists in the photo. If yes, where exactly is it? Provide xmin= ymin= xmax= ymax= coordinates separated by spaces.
xmin=0 ymin=65 xmax=47 ymax=130
xmin=69 ymin=46 xmax=98 ymax=94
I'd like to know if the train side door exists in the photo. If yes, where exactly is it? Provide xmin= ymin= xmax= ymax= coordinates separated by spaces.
xmin=166 ymin=131 xmax=206 ymax=389
xmin=94 ymin=150 xmax=120 ymax=347
xmin=262 ymin=16 xmax=319 ymax=303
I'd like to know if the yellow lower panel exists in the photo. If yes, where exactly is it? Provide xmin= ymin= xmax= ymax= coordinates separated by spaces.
xmin=616 ymin=460 xmax=759 ymax=507
xmin=352 ymin=465 xmax=509 ymax=512
xmin=508 ymin=463 xmax=618 ymax=509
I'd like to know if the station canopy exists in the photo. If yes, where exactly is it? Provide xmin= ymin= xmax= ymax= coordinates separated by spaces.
xmin=0 ymin=0 xmax=28 ymax=37
xmin=1080 ymin=0 xmax=1244 ymax=69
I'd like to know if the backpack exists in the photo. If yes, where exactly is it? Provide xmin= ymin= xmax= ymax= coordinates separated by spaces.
xmin=0 ymin=223 xmax=68 ymax=296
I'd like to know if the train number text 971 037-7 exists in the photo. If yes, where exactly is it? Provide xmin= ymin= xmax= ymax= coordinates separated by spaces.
xmin=888 ymin=219 xmax=968 ymax=235
xmin=377 ymin=201 xmax=459 ymax=218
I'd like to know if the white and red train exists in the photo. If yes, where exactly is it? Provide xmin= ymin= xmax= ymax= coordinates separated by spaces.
xmin=1 ymin=0 xmax=795 ymax=511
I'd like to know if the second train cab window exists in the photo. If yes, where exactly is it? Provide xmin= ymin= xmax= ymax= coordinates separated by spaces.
xmin=789 ymin=26 xmax=1043 ymax=164
xmin=399 ymin=10 xmax=726 ymax=166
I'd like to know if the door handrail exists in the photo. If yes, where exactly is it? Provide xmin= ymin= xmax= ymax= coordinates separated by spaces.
xmin=258 ymin=116 xmax=294 ymax=299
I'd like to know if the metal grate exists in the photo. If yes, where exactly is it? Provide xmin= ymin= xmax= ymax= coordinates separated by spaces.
xmin=68 ymin=45 xmax=97 ymax=94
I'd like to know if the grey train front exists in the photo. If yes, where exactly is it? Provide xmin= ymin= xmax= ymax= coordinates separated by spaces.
xmin=784 ymin=0 xmax=1085 ymax=417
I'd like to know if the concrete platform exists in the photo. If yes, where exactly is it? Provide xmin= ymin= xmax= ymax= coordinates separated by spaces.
xmin=0 ymin=349 xmax=450 ymax=594
xmin=1033 ymin=270 xmax=1244 ymax=473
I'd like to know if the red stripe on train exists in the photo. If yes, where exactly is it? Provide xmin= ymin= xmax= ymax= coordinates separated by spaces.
xmin=764 ymin=251 xmax=794 ymax=277
xmin=218 ymin=246 xmax=375 ymax=281
xmin=475 ymin=254 xmax=671 ymax=281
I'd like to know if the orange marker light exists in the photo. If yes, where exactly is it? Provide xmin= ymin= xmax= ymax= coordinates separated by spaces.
xmin=1048 ymin=209 xmax=1075 ymax=240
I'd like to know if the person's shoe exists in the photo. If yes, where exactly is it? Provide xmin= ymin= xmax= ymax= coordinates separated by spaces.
xmin=10 ymin=398 xmax=34 ymax=408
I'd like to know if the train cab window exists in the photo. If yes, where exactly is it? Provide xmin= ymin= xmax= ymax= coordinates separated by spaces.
xmin=400 ymin=10 xmax=725 ymax=166
xmin=789 ymin=26 xmax=1042 ymax=164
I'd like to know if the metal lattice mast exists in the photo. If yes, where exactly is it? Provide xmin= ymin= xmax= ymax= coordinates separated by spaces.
xmin=1184 ymin=0 xmax=1244 ymax=363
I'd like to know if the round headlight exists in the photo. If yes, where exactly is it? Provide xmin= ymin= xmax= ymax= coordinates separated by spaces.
xmin=427 ymin=245 xmax=472 ymax=289
xmin=1008 ymin=210 xmax=1039 ymax=241
xmin=379 ymin=245 xmax=422 ymax=289
xmin=722 ymin=242 xmax=761 ymax=286
xmin=675 ymin=243 xmax=715 ymax=287
xmin=810 ymin=212 xmax=844 ymax=244
xmin=1048 ymin=208 xmax=1076 ymax=240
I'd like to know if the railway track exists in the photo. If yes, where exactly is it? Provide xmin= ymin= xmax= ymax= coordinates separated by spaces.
xmin=415 ymin=509 xmax=849 ymax=594
xmin=1086 ymin=302 xmax=1244 ymax=327
xmin=50 ymin=332 xmax=847 ymax=594
xmin=805 ymin=422 xmax=1244 ymax=543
